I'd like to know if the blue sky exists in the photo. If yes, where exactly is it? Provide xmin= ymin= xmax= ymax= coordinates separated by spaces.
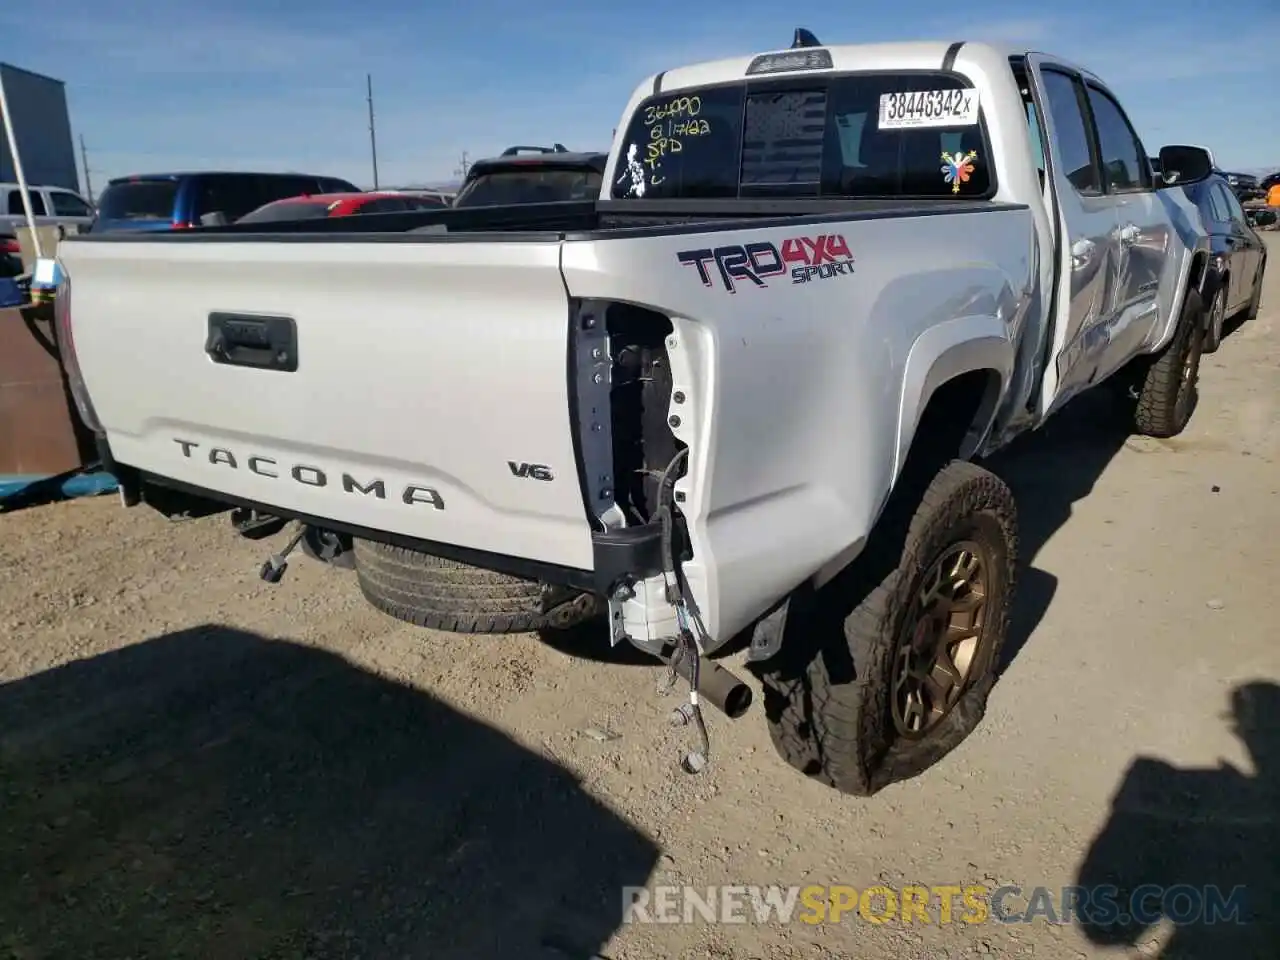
xmin=2 ymin=0 xmax=1278 ymax=194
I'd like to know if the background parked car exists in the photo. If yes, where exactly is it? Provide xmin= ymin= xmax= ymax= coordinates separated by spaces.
xmin=376 ymin=188 xmax=454 ymax=206
xmin=88 ymin=172 xmax=360 ymax=233
xmin=1183 ymin=172 xmax=1271 ymax=351
xmin=1217 ymin=169 xmax=1264 ymax=203
xmin=1 ymin=182 xmax=95 ymax=235
xmin=236 ymin=191 xmax=448 ymax=224
xmin=452 ymin=145 xmax=606 ymax=208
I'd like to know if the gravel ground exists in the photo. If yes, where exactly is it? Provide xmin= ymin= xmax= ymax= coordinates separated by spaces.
xmin=1 ymin=239 xmax=1277 ymax=960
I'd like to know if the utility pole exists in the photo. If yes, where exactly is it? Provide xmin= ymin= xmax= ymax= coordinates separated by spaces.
xmin=366 ymin=73 xmax=379 ymax=189
xmin=79 ymin=134 xmax=94 ymax=200
xmin=454 ymin=151 xmax=470 ymax=179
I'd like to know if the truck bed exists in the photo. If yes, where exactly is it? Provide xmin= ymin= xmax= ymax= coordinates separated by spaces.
xmin=71 ymin=197 xmax=1026 ymax=243
xmin=59 ymin=196 xmax=1033 ymax=639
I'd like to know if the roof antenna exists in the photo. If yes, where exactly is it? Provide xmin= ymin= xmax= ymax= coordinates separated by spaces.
xmin=792 ymin=27 xmax=821 ymax=48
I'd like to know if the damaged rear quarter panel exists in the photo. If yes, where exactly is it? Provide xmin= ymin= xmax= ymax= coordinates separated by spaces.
xmin=561 ymin=205 xmax=1032 ymax=645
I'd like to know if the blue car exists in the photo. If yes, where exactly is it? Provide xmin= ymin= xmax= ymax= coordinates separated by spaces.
xmin=89 ymin=171 xmax=360 ymax=233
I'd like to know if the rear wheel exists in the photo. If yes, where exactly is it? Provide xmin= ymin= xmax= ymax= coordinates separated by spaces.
xmin=352 ymin=539 xmax=600 ymax=634
xmin=758 ymin=460 xmax=1018 ymax=796
xmin=1243 ymin=255 xmax=1266 ymax=323
xmin=1204 ymin=283 xmax=1227 ymax=353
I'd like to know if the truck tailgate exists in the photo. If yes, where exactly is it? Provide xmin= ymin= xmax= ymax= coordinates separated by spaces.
xmin=60 ymin=238 xmax=594 ymax=570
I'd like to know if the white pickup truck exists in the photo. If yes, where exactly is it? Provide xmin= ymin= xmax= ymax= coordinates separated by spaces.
xmin=55 ymin=35 xmax=1223 ymax=795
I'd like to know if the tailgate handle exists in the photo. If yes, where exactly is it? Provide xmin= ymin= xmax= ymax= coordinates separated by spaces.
xmin=206 ymin=312 xmax=298 ymax=372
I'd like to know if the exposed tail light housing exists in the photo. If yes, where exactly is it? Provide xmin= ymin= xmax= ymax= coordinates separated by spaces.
xmin=52 ymin=266 xmax=103 ymax=434
xmin=1 ymin=236 xmax=19 ymax=255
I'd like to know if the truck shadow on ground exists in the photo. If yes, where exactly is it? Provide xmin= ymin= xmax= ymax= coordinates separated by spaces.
xmin=1073 ymin=680 xmax=1279 ymax=958
xmin=0 ymin=625 xmax=658 ymax=960
xmin=981 ymin=386 xmax=1137 ymax=674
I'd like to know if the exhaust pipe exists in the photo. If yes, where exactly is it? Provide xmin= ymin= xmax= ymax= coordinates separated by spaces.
xmin=668 ymin=653 xmax=753 ymax=719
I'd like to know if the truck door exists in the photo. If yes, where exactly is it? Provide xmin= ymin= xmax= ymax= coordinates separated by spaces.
xmin=1215 ymin=183 xmax=1260 ymax=312
xmin=1026 ymin=57 xmax=1122 ymax=415
xmin=1077 ymin=81 xmax=1167 ymax=376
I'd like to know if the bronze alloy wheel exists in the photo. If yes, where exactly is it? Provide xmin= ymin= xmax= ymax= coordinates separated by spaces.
xmin=891 ymin=540 xmax=989 ymax=737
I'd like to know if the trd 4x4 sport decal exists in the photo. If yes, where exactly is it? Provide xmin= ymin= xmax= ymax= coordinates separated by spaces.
xmin=677 ymin=234 xmax=855 ymax=293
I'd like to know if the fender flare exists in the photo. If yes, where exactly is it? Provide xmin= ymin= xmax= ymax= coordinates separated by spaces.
xmin=893 ymin=314 xmax=1014 ymax=481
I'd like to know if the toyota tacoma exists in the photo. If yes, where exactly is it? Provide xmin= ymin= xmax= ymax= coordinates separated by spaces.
xmin=54 ymin=33 xmax=1218 ymax=795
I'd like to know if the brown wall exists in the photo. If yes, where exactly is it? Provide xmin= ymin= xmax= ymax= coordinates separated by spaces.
xmin=0 ymin=301 xmax=94 ymax=476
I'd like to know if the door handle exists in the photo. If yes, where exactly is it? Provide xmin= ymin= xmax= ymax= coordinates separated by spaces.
xmin=1071 ymin=238 xmax=1095 ymax=270
xmin=206 ymin=312 xmax=299 ymax=372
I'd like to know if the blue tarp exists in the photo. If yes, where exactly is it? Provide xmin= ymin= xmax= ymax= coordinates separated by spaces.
xmin=0 ymin=277 xmax=25 ymax=308
xmin=0 ymin=470 xmax=118 ymax=505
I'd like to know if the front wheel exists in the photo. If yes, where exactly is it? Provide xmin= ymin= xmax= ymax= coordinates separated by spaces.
xmin=1130 ymin=287 xmax=1205 ymax=438
xmin=758 ymin=460 xmax=1018 ymax=797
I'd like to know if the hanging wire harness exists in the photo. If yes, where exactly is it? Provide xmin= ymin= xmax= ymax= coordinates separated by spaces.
xmin=651 ymin=447 xmax=714 ymax=773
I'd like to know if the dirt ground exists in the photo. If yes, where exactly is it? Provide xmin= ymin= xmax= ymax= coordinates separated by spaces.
xmin=2 ymin=240 xmax=1278 ymax=960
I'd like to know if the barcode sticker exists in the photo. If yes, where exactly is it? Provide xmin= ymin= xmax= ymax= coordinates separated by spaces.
xmin=878 ymin=89 xmax=980 ymax=129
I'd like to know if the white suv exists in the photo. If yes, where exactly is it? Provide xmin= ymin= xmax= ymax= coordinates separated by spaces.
xmin=0 ymin=183 xmax=96 ymax=236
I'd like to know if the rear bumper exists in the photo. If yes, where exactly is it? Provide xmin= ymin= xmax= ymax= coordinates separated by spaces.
xmin=96 ymin=435 xmax=665 ymax=597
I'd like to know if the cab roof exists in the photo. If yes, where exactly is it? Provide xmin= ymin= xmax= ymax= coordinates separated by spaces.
xmin=645 ymin=39 xmax=1094 ymax=95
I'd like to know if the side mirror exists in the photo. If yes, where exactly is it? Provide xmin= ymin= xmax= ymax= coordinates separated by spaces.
xmin=1156 ymin=145 xmax=1213 ymax=187
xmin=1253 ymin=209 xmax=1277 ymax=227
xmin=199 ymin=211 xmax=228 ymax=227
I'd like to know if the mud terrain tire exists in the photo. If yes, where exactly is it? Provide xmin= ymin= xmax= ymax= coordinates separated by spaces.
xmin=758 ymin=460 xmax=1018 ymax=796
xmin=1131 ymin=287 xmax=1205 ymax=437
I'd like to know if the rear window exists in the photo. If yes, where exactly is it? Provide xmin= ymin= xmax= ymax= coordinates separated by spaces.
xmin=318 ymin=177 xmax=360 ymax=193
xmin=237 ymin=199 xmax=339 ymax=223
xmin=49 ymin=191 xmax=93 ymax=217
xmin=97 ymin=181 xmax=178 ymax=221
xmin=453 ymin=168 xmax=603 ymax=208
xmin=612 ymin=72 xmax=993 ymax=200
xmin=194 ymin=175 xmax=327 ymax=222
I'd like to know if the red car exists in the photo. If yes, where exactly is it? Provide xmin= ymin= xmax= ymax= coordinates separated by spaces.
xmin=236 ymin=191 xmax=446 ymax=224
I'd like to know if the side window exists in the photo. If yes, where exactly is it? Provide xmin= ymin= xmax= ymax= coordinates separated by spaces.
xmin=50 ymin=192 xmax=92 ymax=216
xmin=1217 ymin=184 xmax=1246 ymax=224
xmin=1024 ymin=102 xmax=1047 ymax=177
xmin=196 ymin=177 xmax=265 ymax=220
xmin=1205 ymin=185 xmax=1231 ymax=224
xmin=1084 ymin=85 xmax=1149 ymax=192
xmin=1040 ymin=70 xmax=1101 ymax=196
xmin=1012 ymin=66 xmax=1047 ymax=180
xmin=260 ymin=176 xmax=314 ymax=204
xmin=7 ymin=190 xmax=47 ymax=215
